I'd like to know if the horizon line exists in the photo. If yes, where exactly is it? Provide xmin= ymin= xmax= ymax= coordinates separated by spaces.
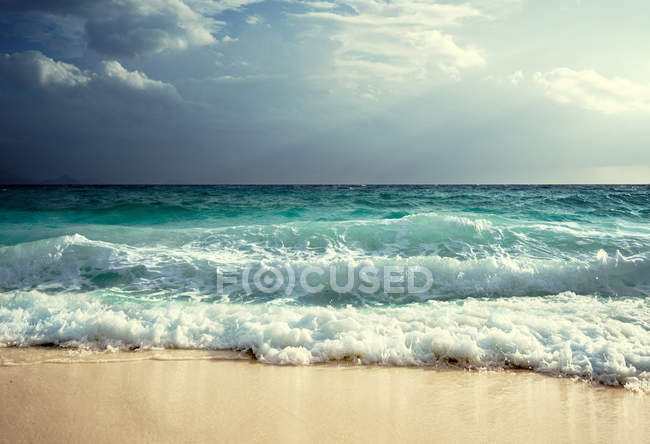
xmin=2 ymin=183 xmax=649 ymax=187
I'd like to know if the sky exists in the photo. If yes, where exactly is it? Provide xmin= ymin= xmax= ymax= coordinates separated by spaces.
xmin=0 ymin=0 xmax=649 ymax=184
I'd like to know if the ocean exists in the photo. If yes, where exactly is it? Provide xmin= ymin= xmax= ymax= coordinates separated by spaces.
xmin=0 ymin=185 xmax=648 ymax=390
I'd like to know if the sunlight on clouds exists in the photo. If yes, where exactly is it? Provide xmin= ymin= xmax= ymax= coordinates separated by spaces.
xmin=246 ymin=15 xmax=263 ymax=24
xmin=184 ymin=0 xmax=265 ymax=15
xmin=0 ymin=51 xmax=90 ymax=88
xmin=100 ymin=0 xmax=264 ymax=55
xmin=101 ymin=60 xmax=178 ymax=95
xmin=534 ymin=68 xmax=650 ymax=115
xmin=134 ymin=0 xmax=219 ymax=43
xmin=295 ymin=0 xmax=486 ymax=84
xmin=302 ymin=1 xmax=337 ymax=9
xmin=81 ymin=0 xmax=223 ymax=56
xmin=1 ymin=0 xmax=649 ymax=183
xmin=0 ymin=50 xmax=181 ymax=101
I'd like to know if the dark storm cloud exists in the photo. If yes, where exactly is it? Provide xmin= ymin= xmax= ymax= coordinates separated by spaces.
xmin=0 ymin=50 xmax=202 ymax=183
xmin=0 ymin=0 xmax=219 ymax=57
xmin=85 ymin=13 xmax=186 ymax=57
xmin=0 ymin=49 xmax=305 ymax=184
xmin=1 ymin=49 xmax=649 ymax=184
xmin=0 ymin=1 xmax=649 ymax=183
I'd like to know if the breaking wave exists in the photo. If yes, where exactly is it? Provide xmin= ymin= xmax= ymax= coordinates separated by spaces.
xmin=1 ymin=185 xmax=649 ymax=391
xmin=0 ymin=290 xmax=648 ymax=391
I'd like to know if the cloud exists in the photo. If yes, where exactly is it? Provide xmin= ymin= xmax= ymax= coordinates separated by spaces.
xmin=0 ymin=0 xmax=262 ymax=57
xmin=533 ymin=68 xmax=650 ymax=115
xmin=293 ymin=0 xmax=486 ymax=83
xmin=0 ymin=50 xmax=207 ymax=182
xmin=301 ymin=1 xmax=337 ymax=10
xmin=99 ymin=60 xmax=181 ymax=101
xmin=0 ymin=51 xmax=90 ymax=88
xmin=246 ymin=15 xmax=263 ymax=25
xmin=0 ymin=50 xmax=180 ymax=97
xmin=221 ymin=35 xmax=239 ymax=43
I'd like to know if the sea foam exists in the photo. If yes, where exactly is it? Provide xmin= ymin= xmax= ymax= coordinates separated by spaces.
xmin=1 ymin=290 xmax=648 ymax=391
xmin=1 ymin=233 xmax=648 ymax=301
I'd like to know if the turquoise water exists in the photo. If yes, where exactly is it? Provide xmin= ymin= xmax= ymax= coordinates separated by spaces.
xmin=0 ymin=185 xmax=649 ymax=389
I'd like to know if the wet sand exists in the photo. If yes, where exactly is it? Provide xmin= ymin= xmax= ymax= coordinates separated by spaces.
xmin=0 ymin=348 xmax=647 ymax=443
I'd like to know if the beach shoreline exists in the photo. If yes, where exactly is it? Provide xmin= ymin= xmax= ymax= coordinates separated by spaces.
xmin=1 ymin=348 xmax=647 ymax=443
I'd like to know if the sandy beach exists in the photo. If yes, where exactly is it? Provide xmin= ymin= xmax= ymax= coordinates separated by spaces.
xmin=0 ymin=348 xmax=647 ymax=443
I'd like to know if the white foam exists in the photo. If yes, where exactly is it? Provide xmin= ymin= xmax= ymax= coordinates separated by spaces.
xmin=1 ymin=233 xmax=648 ymax=299
xmin=1 ymin=290 xmax=648 ymax=390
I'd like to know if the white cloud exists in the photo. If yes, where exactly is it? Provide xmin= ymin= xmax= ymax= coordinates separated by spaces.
xmin=83 ymin=0 xmax=221 ymax=56
xmin=302 ymin=1 xmax=337 ymax=10
xmin=0 ymin=51 xmax=180 ymax=101
xmin=100 ymin=60 xmax=178 ymax=96
xmin=0 ymin=51 xmax=90 ymax=88
xmin=186 ymin=0 xmax=263 ymax=14
xmin=246 ymin=15 xmax=263 ymax=25
xmin=294 ymin=0 xmax=486 ymax=83
xmin=534 ymin=68 xmax=650 ymax=114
